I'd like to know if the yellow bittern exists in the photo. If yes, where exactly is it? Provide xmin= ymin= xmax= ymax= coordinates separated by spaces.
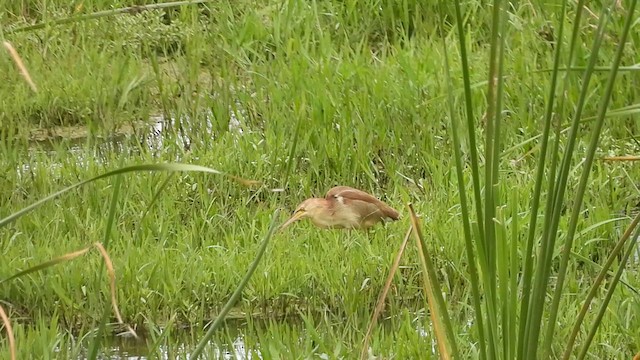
xmin=281 ymin=186 xmax=399 ymax=230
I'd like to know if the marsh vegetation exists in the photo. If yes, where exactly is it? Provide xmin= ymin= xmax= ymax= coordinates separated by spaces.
xmin=1 ymin=0 xmax=639 ymax=358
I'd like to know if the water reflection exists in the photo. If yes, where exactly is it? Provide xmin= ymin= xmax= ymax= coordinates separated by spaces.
xmin=69 ymin=313 xmax=432 ymax=360
xmin=17 ymin=109 xmax=246 ymax=180
xmin=94 ymin=334 xmax=257 ymax=360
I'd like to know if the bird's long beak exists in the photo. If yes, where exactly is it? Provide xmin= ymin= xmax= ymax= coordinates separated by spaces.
xmin=279 ymin=210 xmax=305 ymax=230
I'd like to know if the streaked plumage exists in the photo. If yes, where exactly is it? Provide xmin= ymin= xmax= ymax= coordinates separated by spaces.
xmin=281 ymin=186 xmax=399 ymax=230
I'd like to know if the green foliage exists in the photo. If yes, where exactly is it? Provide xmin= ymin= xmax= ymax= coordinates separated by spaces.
xmin=0 ymin=0 xmax=639 ymax=358
xmin=442 ymin=0 xmax=640 ymax=359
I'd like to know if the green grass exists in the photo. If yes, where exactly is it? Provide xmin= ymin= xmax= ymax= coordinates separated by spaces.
xmin=1 ymin=0 xmax=639 ymax=358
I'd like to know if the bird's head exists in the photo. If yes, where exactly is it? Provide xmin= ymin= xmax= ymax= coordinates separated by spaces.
xmin=280 ymin=198 xmax=326 ymax=229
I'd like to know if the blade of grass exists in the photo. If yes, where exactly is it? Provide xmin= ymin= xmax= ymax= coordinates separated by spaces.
xmin=0 ymin=247 xmax=91 ymax=284
xmin=536 ymin=64 xmax=640 ymax=72
xmin=134 ymin=173 xmax=176 ymax=243
xmin=282 ymin=103 xmax=306 ymax=188
xmin=440 ymin=3 xmax=486 ymax=356
xmin=414 ymin=236 xmax=449 ymax=358
xmin=190 ymin=210 xmax=280 ymax=359
xmin=582 ymin=103 xmax=640 ymax=121
xmin=602 ymin=155 xmax=640 ymax=161
xmin=6 ymin=0 xmax=215 ymax=34
xmin=360 ymin=225 xmax=412 ymax=360
xmin=147 ymin=313 xmax=178 ymax=358
xmin=484 ymin=0 xmax=504 ymax=274
xmin=451 ymin=0 xmax=485 ymax=246
xmin=508 ymin=192 xmax=519 ymax=360
xmin=569 ymin=251 xmax=639 ymax=296
xmin=577 ymin=222 xmax=640 ymax=359
xmin=518 ymin=0 xmax=572 ymax=355
xmin=408 ymin=204 xmax=458 ymax=359
xmin=483 ymin=0 xmax=508 ymax=355
xmin=87 ymin=174 xmax=122 ymax=360
xmin=562 ymin=211 xmax=640 ymax=359
xmin=3 ymin=41 xmax=37 ymax=92
xmin=496 ymin=207 xmax=509 ymax=358
xmin=0 ymin=305 xmax=16 ymax=360
xmin=93 ymin=242 xmax=137 ymax=339
xmin=0 ymin=163 xmax=258 ymax=229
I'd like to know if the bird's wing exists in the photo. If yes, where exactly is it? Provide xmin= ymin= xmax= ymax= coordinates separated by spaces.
xmin=325 ymin=186 xmax=400 ymax=220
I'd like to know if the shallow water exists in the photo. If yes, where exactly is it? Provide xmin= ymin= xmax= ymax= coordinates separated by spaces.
xmin=93 ymin=334 xmax=255 ymax=360
xmin=58 ymin=311 xmax=434 ymax=360
xmin=16 ymin=109 xmax=244 ymax=181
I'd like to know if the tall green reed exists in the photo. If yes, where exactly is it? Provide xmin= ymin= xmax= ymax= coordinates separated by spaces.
xmin=437 ymin=0 xmax=640 ymax=358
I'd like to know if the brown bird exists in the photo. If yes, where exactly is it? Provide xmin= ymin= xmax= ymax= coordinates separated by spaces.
xmin=281 ymin=186 xmax=400 ymax=230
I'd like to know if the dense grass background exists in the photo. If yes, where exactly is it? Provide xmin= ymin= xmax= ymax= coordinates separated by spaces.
xmin=1 ymin=0 xmax=639 ymax=358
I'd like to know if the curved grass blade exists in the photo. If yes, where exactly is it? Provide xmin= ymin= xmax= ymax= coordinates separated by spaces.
xmin=147 ymin=313 xmax=178 ymax=358
xmin=0 ymin=305 xmax=16 ymax=360
xmin=602 ymin=155 xmax=640 ymax=162
xmin=582 ymin=103 xmax=640 ymax=121
xmin=3 ymin=41 xmax=37 ymax=92
xmin=535 ymin=64 xmax=640 ymax=73
xmin=360 ymin=225 xmax=412 ymax=360
xmin=93 ymin=242 xmax=137 ymax=339
xmin=569 ymin=251 xmax=639 ymax=296
xmin=577 ymin=223 xmax=640 ymax=360
xmin=134 ymin=173 xmax=176 ymax=242
xmin=142 ymin=173 xmax=177 ymax=221
xmin=190 ymin=210 xmax=280 ymax=359
xmin=0 ymin=163 xmax=258 ymax=229
xmin=6 ymin=0 xmax=214 ymax=34
xmin=562 ymin=211 xmax=640 ymax=359
xmin=87 ymin=173 xmax=122 ymax=360
xmin=282 ymin=106 xmax=305 ymax=188
xmin=0 ymin=247 xmax=91 ymax=285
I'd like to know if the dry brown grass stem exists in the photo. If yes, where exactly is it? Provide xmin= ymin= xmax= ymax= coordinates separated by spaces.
xmin=0 ymin=305 xmax=16 ymax=360
xmin=360 ymin=225 xmax=413 ymax=360
xmin=3 ymin=41 xmax=38 ymax=93
xmin=602 ymin=155 xmax=640 ymax=161
xmin=93 ymin=242 xmax=138 ymax=339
